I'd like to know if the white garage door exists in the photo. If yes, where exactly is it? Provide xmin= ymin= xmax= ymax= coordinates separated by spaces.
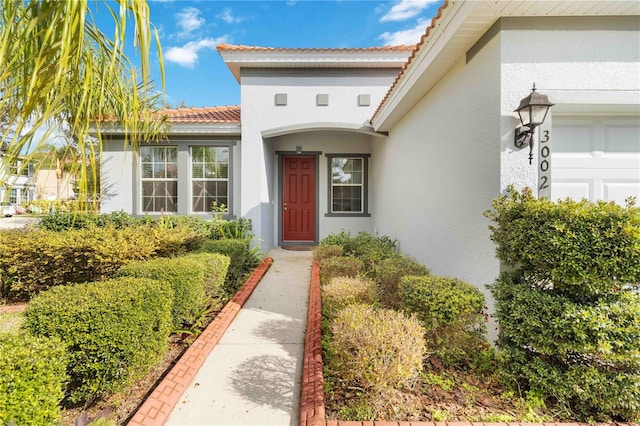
xmin=551 ymin=115 xmax=640 ymax=205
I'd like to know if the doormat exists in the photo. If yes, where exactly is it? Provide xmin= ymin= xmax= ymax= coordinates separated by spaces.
xmin=281 ymin=245 xmax=316 ymax=251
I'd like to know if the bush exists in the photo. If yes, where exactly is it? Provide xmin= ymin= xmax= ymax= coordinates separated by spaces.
xmin=313 ymin=244 xmax=343 ymax=266
xmin=320 ymin=231 xmax=397 ymax=275
xmin=485 ymin=187 xmax=640 ymax=299
xmin=116 ymin=256 xmax=206 ymax=328
xmin=500 ymin=346 xmax=640 ymax=422
xmin=185 ymin=252 xmax=231 ymax=298
xmin=24 ymin=277 xmax=173 ymax=404
xmin=400 ymin=275 xmax=487 ymax=367
xmin=328 ymin=304 xmax=425 ymax=391
xmin=486 ymin=188 xmax=640 ymax=421
xmin=0 ymin=333 xmax=67 ymax=425
xmin=0 ymin=226 xmax=198 ymax=300
xmin=374 ymin=254 xmax=430 ymax=309
xmin=322 ymin=277 xmax=377 ymax=319
xmin=400 ymin=275 xmax=485 ymax=331
xmin=197 ymin=238 xmax=261 ymax=295
xmin=319 ymin=256 xmax=364 ymax=284
xmin=39 ymin=210 xmax=140 ymax=231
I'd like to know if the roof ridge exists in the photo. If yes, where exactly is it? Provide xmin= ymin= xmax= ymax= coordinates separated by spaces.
xmin=216 ymin=43 xmax=416 ymax=52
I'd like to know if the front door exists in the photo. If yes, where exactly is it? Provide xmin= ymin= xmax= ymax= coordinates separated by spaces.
xmin=283 ymin=155 xmax=316 ymax=242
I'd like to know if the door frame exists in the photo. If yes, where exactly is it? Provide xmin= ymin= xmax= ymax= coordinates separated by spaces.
xmin=277 ymin=151 xmax=321 ymax=246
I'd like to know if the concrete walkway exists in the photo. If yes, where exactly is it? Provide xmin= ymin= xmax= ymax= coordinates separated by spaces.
xmin=165 ymin=247 xmax=313 ymax=426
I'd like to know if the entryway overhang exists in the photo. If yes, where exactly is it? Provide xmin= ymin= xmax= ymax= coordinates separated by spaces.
xmin=261 ymin=122 xmax=388 ymax=139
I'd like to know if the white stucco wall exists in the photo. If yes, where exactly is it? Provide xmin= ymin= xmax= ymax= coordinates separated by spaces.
xmin=371 ymin=32 xmax=503 ymax=301
xmin=239 ymin=68 xmax=400 ymax=249
xmin=371 ymin=15 xmax=639 ymax=340
xmin=499 ymin=16 xmax=640 ymax=193
xmin=101 ymin=140 xmax=134 ymax=213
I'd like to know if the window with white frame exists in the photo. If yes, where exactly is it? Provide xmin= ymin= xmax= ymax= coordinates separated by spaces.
xmin=140 ymin=146 xmax=178 ymax=213
xmin=327 ymin=154 xmax=370 ymax=216
xmin=191 ymin=146 xmax=229 ymax=213
xmin=9 ymin=189 xmax=17 ymax=204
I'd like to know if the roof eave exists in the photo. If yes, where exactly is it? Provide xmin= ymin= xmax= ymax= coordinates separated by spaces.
xmin=371 ymin=0 xmax=640 ymax=132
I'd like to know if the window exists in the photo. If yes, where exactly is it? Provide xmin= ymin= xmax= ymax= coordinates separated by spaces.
xmin=191 ymin=146 xmax=229 ymax=213
xmin=326 ymin=154 xmax=370 ymax=216
xmin=140 ymin=146 xmax=178 ymax=213
xmin=9 ymin=189 xmax=17 ymax=204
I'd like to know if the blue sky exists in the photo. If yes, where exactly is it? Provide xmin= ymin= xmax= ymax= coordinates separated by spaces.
xmin=108 ymin=0 xmax=443 ymax=108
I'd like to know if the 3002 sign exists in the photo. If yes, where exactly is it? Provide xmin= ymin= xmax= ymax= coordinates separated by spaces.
xmin=538 ymin=125 xmax=551 ymax=199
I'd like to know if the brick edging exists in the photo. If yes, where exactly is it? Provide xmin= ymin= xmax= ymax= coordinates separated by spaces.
xmin=127 ymin=256 xmax=274 ymax=426
xmin=300 ymin=261 xmax=325 ymax=426
xmin=300 ymin=262 xmax=634 ymax=426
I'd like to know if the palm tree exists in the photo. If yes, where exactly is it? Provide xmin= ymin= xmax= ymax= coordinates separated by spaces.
xmin=0 ymin=0 xmax=167 ymax=206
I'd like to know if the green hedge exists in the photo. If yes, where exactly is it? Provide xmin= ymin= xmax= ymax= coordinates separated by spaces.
xmin=320 ymin=231 xmax=397 ymax=275
xmin=399 ymin=275 xmax=485 ymax=330
xmin=374 ymin=253 xmax=430 ymax=309
xmin=486 ymin=188 xmax=640 ymax=299
xmin=0 ymin=226 xmax=198 ymax=300
xmin=186 ymin=252 xmax=231 ymax=298
xmin=116 ymin=253 xmax=230 ymax=328
xmin=24 ymin=277 xmax=173 ymax=405
xmin=399 ymin=275 xmax=487 ymax=367
xmin=486 ymin=188 xmax=640 ymax=422
xmin=318 ymin=256 xmax=364 ymax=284
xmin=0 ymin=333 xmax=67 ymax=425
xmin=197 ymin=238 xmax=261 ymax=295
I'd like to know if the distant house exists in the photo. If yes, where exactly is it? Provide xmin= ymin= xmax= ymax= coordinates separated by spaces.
xmin=0 ymin=156 xmax=36 ymax=205
xmin=101 ymin=1 xmax=639 ymax=310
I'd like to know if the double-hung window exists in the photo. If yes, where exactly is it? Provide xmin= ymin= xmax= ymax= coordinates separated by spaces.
xmin=191 ymin=146 xmax=230 ymax=213
xmin=140 ymin=146 xmax=178 ymax=213
xmin=326 ymin=154 xmax=370 ymax=216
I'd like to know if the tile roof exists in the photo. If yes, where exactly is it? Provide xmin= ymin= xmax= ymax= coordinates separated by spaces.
xmin=371 ymin=1 xmax=450 ymax=121
xmin=160 ymin=106 xmax=240 ymax=123
xmin=216 ymin=43 xmax=416 ymax=53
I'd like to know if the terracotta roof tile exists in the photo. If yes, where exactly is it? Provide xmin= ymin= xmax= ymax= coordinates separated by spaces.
xmin=216 ymin=43 xmax=416 ymax=53
xmin=371 ymin=1 xmax=449 ymax=121
xmin=160 ymin=106 xmax=240 ymax=124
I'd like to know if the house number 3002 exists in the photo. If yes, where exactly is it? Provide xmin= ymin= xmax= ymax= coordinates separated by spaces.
xmin=538 ymin=129 xmax=551 ymax=194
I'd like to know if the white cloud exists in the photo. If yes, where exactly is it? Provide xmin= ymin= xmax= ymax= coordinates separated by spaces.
xmin=175 ymin=7 xmax=205 ymax=35
xmin=217 ymin=8 xmax=244 ymax=24
xmin=378 ymin=17 xmax=428 ymax=46
xmin=164 ymin=37 xmax=229 ymax=68
xmin=380 ymin=0 xmax=439 ymax=22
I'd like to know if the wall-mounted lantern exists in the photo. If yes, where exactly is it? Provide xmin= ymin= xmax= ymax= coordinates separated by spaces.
xmin=514 ymin=83 xmax=554 ymax=164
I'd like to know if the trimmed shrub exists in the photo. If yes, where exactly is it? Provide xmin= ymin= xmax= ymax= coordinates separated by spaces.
xmin=400 ymin=275 xmax=487 ymax=367
xmin=197 ymin=238 xmax=261 ymax=295
xmin=319 ymin=256 xmax=364 ymax=284
xmin=322 ymin=276 xmax=377 ymax=318
xmin=24 ymin=277 xmax=173 ymax=404
xmin=399 ymin=275 xmax=485 ymax=331
xmin=328 ymin=304 xmax=425 ymax=391
xmin=0 ymin=333 xmax=67 ymax=425
xmin=374 ymin=254 xmax=430 ymax=309
xmin=313 ymin=244 xmax=343 ymax=266
xmin=485 ymin=187 xmax=640 ymax=300
xmin=486 ymin=188 xmax=640 ymax=422
xmin=185 ymin=252 xmax=231 ymax=298
xmin=320 ymin=231 xmax=397 ymax=275
xmin=0 ymin=226 xmax=198 ymax=300
xmin=116 ymin=256 xmax=206 ymax=328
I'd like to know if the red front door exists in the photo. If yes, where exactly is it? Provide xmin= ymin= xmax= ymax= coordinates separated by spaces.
xmin=283 ymin=156 xmax=316 ymax=242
